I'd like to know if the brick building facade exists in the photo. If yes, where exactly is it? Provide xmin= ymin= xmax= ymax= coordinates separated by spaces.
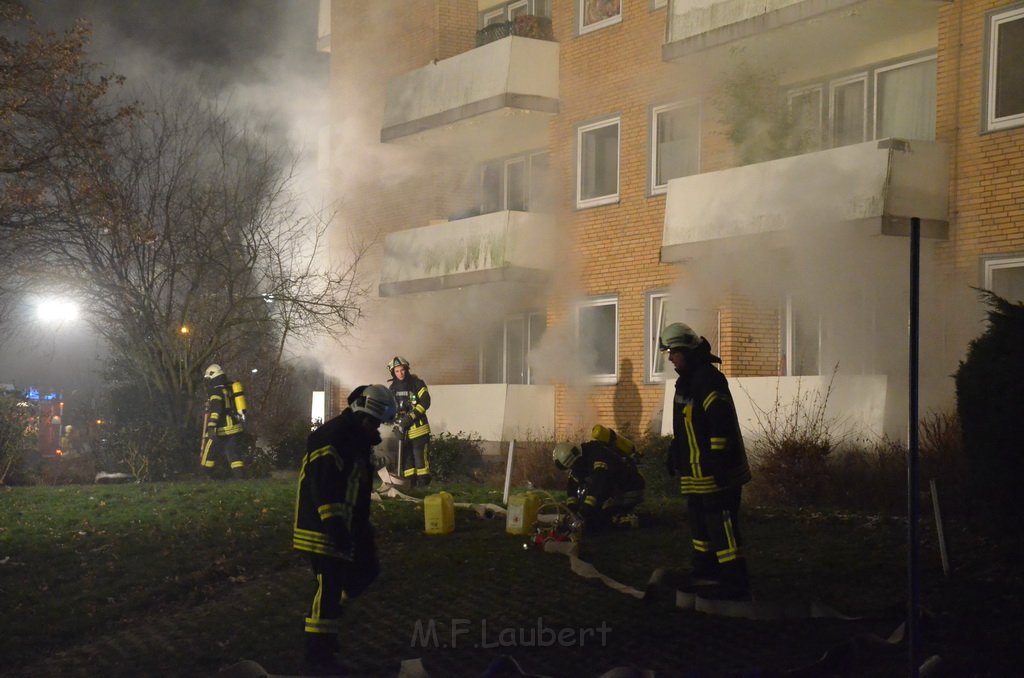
xmin=318 ymin=0 xmax=1023 ymax=444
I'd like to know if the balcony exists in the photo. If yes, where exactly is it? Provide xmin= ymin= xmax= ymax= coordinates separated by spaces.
xmin=663 ymin=0 xmax=945 ymax=75
xmin=379 ymin=210 xmax=556 ymax=297
xmin=429 ymin=384 xmax=555 ymax=443
xmin=380 ymin=36 xmax=559 ymax=161
xmin=661 ymin=138 xmax=949 ymax=261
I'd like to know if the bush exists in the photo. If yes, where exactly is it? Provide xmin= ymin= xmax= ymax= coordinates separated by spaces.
xmin=954 ymin=291 xmax=1024 ymax=535
xmin=265 ymin=419 xmax=310 ymax=470
xmin=104 ymin=422 xmax=193 ymax=481
xmin=636 ymin=433 xmax=675 ymax=498
xmin=507 ymin=439 xmax=562 ymax=490
xmin=0 ymin=396 xmax=37 ymax=485
xmin=428 ymin=431 xmax=483 ymax=483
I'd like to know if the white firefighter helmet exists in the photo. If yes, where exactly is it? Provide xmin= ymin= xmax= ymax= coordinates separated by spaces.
xmin=658 ymin=322 xmax=702 ymax=352
xmin=204 ymin=364 xmax=224 ymax=380
xmin=552 ymin=442 xmax=582 ymax=470
xmin=387 ymin=356 xmax=410 ymax=377
xmin=349 ymin=384 xmax=397 ymax=423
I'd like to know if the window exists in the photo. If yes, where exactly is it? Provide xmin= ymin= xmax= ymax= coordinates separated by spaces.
xmin=577 ymin=117 xmax=620 ymax=208
xmin=781 ymin=293 xmax=821 ymax=377
xmin=789 ymin=54 xmax=937 ymax=151
xmin=830 ymin=74 xmax=867 ymax=147
xmin=528 ymin=152 xmax=551 ymax=211
xmin=505 ymin=158 xmax=527 ymax=212
xmin=985 ymin=5 xmax=1024 ymax=132
xmin=483 ymin=8 xmax=505 ymax=26
xmin=579 ymin=0 xmax=621 ymax=34
xmin=650 ymin=101 xmax=700 ymax=195
xmin=645 ymin=291 xmax=719 ymax=382
xmin=788 ymin=86 xmax=824 ymax=152
xmin=480 ymin=311 xmax=547 ymax=384
xmin=480 ymin=0 xmax=551 ymax=26
xmin=477 ymin=150 xmax=549 ymax=215
xmin=481 ymin=160 xmax=503 ymax=214
xmin=577 ymin=296 xmax=618 ymax=383
xmin=875 ymin=56 xmax=936 ymax=140
xmin=984 ymin=256 xmax=1024 ymax=304
xmin=651 ymin=0 xmax=667 ymax=9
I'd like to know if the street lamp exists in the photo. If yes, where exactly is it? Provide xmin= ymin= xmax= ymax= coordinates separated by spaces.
xmin=35 ymin=298 xmax=79 ymax=324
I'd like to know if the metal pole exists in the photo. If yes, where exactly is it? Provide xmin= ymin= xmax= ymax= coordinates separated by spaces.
xmin=908 ymin=216 xmax=921 ymax=677
xmin=502 ymin=439 xmax=516 ymax=505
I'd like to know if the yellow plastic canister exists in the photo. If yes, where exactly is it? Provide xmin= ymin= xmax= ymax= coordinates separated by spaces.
xmin=505 ymin=491 xmax=541 ymax=535
xmin=424 ymin=491 xmax=455 ymax=535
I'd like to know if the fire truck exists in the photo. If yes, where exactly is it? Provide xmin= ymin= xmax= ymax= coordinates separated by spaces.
xmin=21 ymin=387 xmax=65 ymax=456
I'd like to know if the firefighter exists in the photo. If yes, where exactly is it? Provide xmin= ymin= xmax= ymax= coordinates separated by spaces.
xmin=387 ymin=356 xmax=432 ymax=487
xmin=552 ymin=438 xmax=645 ymax=531
xmin=661 ymin=322 xmax=752 ymax=600
xmin=60 ymin=425 xmax=74 ymax=456
xmin=200 ymin=364 xmax=246 ymax=479
xmin=293 ymin=384 xmax=396 ymax=674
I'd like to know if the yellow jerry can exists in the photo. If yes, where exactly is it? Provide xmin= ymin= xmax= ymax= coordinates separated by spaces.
xmin=505 ymin=491 xmax=541 ymax=535
xmin=424 ymin=491 xmax=455 ymax=535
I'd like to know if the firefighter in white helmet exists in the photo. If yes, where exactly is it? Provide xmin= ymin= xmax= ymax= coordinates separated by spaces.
xmin=552 ymin=437 xmax=645 ymax=531
xmin=387 ymin=356 xmax=432 ymax=487
xmin=293 ymin=384 xmax=396 ymax=674
xmin=200 ymin=363 xmax=247 ymax=479
xmin=660 ymin=322 xmax=752 ymax=600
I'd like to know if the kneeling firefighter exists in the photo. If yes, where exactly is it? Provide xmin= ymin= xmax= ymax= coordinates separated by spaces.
xmin=387 ymin=356 xmax=432 ymax=487
xmin=552 ymin=434 xmax=645 ymax=530
xmin=201 ymin=364 xmax=247 ymax=479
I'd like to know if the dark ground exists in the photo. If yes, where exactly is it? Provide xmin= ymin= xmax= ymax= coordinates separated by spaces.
xmin=5 ymin=484 xmax=1023 ymax=678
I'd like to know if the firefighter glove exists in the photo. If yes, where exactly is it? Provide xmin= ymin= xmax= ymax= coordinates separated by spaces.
xmin=397 ymin=413 xmax=414 ymax=432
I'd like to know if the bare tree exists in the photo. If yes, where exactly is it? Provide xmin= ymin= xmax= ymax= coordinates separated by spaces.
xmin=1 ymin=2 xmax=133 ymax=327
xmin=17 ymin=86 xmax=368 ymax=438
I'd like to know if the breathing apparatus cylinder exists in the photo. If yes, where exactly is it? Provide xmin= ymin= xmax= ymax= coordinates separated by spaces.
xmin=231 ymin=381 xmax=247 ymax=415
xmin=591 ymin=424 xmax=638 ymax=458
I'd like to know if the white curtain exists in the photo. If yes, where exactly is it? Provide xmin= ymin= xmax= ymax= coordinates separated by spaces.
xmin=876 ymin=59 xmax=936 ymax=141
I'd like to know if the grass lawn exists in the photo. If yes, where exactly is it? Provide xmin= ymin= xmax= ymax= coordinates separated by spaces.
xmin=1 ymin=478 xmax=1021 ymax=677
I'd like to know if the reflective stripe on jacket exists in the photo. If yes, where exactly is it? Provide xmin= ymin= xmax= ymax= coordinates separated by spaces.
xmin=670 ymin=362 xmax=751 ymax=495
xmin=293 ymin=409 xmax=374 ymax=559
xmin=390 ymin=375 xmax=431 ymax=439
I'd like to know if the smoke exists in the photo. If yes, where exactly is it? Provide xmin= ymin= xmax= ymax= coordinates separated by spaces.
xmin=1 ymin=1 xmax=327 ymax=397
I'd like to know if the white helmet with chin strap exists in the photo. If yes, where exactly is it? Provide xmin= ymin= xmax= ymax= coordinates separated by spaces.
xmin=552 ymin=442 xmax=582 ymax=470
xmin=658 ymin=322 xmax=701 ymax=352
xmin=204 ymin=364 xmax=225 ymax=379
xmin=387 ymin=356 xmax=410 ymax=378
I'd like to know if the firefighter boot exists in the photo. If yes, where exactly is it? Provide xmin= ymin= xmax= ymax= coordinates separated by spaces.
xmin=304 ymin=633 xmax=344 ymax=676
xmin=688 ymin=551 xmax=721 ymax=582
xmin=675 ymin=552 xmax=721 ymax=592
xmin=418 ymin=474 xmax=431 ymax=488
xmin=697 ymin=559 xmax=750 ymax=601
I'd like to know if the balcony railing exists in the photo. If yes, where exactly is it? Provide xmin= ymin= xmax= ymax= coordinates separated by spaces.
xmin=379 ymin=210 xmax=556 ymax=296
xmin=661 ymin=138 xmax=949 ymax=260
xmin=476 ymin=15 xmax=554 ymax=47
xmin=380 ymin=35 xmax=558 ymax=160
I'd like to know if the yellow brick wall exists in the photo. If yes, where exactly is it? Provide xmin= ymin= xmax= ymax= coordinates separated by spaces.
xmin=549 ymin=0 xmax=697 ymax=439
xmin=936 ymin=0 xmax=1024 ymax=283
xmin=544 ymin=0 xmax=772 ymax=439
